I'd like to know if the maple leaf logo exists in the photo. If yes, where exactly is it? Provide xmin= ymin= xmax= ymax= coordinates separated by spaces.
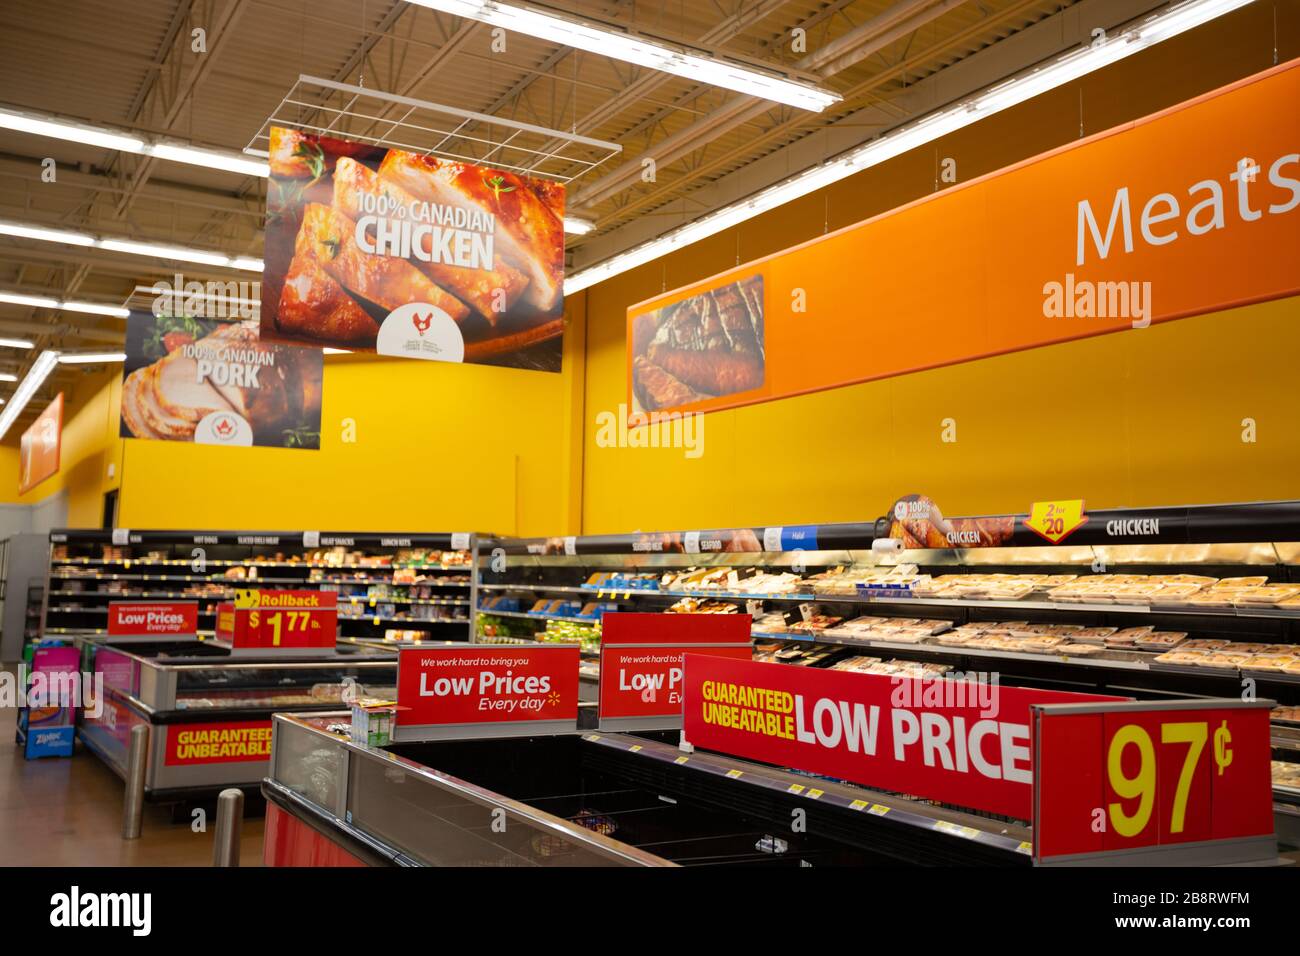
xmin=214 ymin=417 xmax=234 ymax=437
xmin=412 ymin=312 xmax=433 ymax=335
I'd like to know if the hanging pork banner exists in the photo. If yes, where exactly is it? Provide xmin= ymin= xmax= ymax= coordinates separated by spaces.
xmin=259 ymin=127 xmax=566 ymax=372
xmin=119 ymin=310 xmax=324 ymax=450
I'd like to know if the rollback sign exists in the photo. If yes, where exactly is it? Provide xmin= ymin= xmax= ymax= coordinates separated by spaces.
xmin=394 ymin=644 xmax=580 ymax=742
xmin=681 ymin=654 xmax=1119 ymax=819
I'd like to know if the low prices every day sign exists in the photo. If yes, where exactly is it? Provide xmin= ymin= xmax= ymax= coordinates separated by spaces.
xmin=164 ymin=720 xmax=273 ymax=766
xmin=598 ymin=612 xmax=753 ymax=730
xmin=107 ymin=601 xmax=198 ymax=638
xmin=1033 ymin=701 xmax=1274 ymax=863
xmin=682 ymin=655 xmax=1117 ymax=819
xmin=395 ymin=644 xmax=579 ymax=741
xmin=227 ymin=589 xmax=337 ymax=653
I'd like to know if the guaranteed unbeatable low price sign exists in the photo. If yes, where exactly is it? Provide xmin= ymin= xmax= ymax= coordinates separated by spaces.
xmin=682 ymin=655 xmax=1117 ymax=819
xmin=394 ymin=644 xmax=580 ymax=742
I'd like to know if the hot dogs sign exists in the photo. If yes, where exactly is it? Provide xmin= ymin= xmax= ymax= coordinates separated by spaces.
xmin=260 ymin=127 xmax=567 ymax=372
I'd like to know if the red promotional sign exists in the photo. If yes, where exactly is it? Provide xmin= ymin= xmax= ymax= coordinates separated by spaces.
xmin=1033 ymin=701 xmax=1274 ymax=864
xmin=599 ymin=613 xmax=753 ymax=728
xmin=395 ymin=644 xmax=579 ymax=741
xmin=681 ymin=654 xmax=1119 ymax=819
xmin=227 ymin=590 xmax=337 ymax=653
xmin=108 ymin=601 xmax=199 ymax=637
xmin=164 ymin=720 xmax=273 ymax=766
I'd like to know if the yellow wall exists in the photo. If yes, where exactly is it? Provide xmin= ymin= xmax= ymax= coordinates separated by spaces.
xmin=0 ymin=369 xmax=123 ymax=526
xmin=1 ymin=301 xmax=584 ymax=535
xmin=579 ymin=4 xmax=1300 ymax=532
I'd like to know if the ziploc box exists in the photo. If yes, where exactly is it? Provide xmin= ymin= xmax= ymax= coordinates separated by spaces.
xmin=24 ymin=644 xmax=80 ymax=759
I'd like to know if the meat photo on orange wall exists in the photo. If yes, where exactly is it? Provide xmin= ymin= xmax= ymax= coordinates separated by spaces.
xmin=631 ymin=273 xmax=765 ymax=413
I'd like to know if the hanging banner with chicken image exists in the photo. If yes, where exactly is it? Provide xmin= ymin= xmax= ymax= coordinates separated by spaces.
xmin=119 ymin=310 xmax=324 ymax=450
xmin=259 ymin=127 xmax=566 ymax=371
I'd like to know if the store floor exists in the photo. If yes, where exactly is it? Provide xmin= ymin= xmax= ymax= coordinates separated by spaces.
xmin=0 ymin=673 xmax=263 ymax=866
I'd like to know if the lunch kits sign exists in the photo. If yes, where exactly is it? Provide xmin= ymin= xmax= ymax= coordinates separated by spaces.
xmin=259 ymin=126 xmax=567 ymax=372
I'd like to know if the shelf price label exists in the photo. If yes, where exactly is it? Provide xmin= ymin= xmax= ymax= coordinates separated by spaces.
xmin=1025 ymin=499 xmax=1088 ymax=544
xmin=1033 ymin=702 xmax=1274 ymax=864
xmin=228 ymin=590 xmax=337 ymax=653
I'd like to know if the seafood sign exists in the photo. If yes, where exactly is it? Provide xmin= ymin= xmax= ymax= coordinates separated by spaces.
xmin=260 ymin=127 xmax=566 ymax=371
xmin=119 ymin=310 xmax=323 ymax=450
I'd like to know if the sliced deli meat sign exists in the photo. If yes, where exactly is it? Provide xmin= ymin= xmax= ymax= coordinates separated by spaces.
xmin=394 ymin=644 xmax=580 ymax=742
xmin=682 ymin=655 xmax=1120 ymax=819
xmin=108 ymin=601 xmax=199 ymax=637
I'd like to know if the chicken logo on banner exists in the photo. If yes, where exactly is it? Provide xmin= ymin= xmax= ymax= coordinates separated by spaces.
xmin=412 ymin=312 xmax=433 ymax=335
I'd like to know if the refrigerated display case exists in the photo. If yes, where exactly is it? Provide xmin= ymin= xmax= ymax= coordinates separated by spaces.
xmin=44 ymin=528 xmax=477 ymax=645
xmin=78 ymin=638 xmax=397 ymax=801
xmin=263 ymin=712 xmax=1030 ymax=866
xmin=476 ymin=499 xmax=1300 ymax=839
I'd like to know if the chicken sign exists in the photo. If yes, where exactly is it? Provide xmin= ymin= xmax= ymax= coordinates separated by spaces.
xmin=259 ymin=127 xmax=566 ymax=372
xmin=119 ymin=309 xmax=324 ymax=450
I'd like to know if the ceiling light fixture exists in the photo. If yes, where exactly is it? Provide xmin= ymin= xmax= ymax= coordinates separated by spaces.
xmin=0 ymin=373 xmax=16 ymax=382
xmin=563 ymin=216 xmax=595 ymax=236
xmin=0 ymin=338 xmax=35 ymax=350
xmin=0 ymin=349 xmax=59 ymax=440
xmin=56 ymin=352 xmax=127 ymax=364
xmin=564 ymin=0 xmax=1255 ymax=294
xmin=0 ymin=220 xmax=263 ymax=272
xmin=0 ymin=290 xmax=129 ymax=319
xmin=0 ymin=106 xmax=268 ymax=177
xmin=403 ymin=0 xmax=838 ymax=111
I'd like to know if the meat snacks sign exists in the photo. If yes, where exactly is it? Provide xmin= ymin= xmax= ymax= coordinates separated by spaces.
xmin=598 ymin=612 xmax=753 ymax=731
xmin=681 ymin=654 xmax=1117 ymax=819
xmin=394 ymin=644 xmax=580 ymax=742
xmin=119 ymin=310 xmax=323 ymax=449
xmin=107 ymin=601 xmax=198 ymax=638
xmin=260 ymin=127 xmax=566 ymax=372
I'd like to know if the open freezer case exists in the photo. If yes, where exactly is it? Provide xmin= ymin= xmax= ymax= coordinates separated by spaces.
xmin=77 ymin=637 xmax=397 ymax=801
xmin=263 ymin=712 xmax=1031 ymax=867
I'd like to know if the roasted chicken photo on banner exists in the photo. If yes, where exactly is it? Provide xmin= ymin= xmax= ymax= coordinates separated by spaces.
xmin=261 ymin=127 xmax=566 ymax=371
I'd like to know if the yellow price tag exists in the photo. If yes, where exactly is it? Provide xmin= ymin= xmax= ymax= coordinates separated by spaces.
xmin=674 ymin=756 xmax=689 ymax=765
xmin=725 ymin=769 xmax=743 ymax=779
xmin=629 ymin=745 xmax=642 ymax=752
xmin=849 ymin=799 xmax=868 ymax=811
xmin=868 ymin=804 xmax=890 ymax=816
xmin=1017 ymin=842 xmax=1033 ymax=855
xmin=807 ymin=788 xmax=824 ymax=800
xmin=1025 ymin=499 xmax=1088 ymax=545
xmin=788 ymin=784 xmax=806 ymax=794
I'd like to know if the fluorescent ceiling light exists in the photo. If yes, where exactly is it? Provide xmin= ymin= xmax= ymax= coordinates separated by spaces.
xmin=57 ymin=352 xmax=126 ymax=364
xmin=0 ymin=373 xmax=16 ymax=382
xmin=565 ymin=0 xmax=1255 ymax=294
xmin=404 ymin=0 xmax=838 ymax=112
xmin=0 ymin=349 xmax=59 ymax=440
xmin=323 ymin=348 xmax=351 ymax=355
xmin=0 ymin=290 xmax=128 ymax=319
xmin=0 ymin=338 xmax=34 ymax=350
xmin=0 ymin=220 xmax=263 ymax=272
xmin=563 ymin=216 xmax=595 ymax=236
xmin=0 ymin=108 xmax=145 ymax=153
xmin=0 ymin=106 xmax=268 ymax=177
xmin=0 ymin=221 xmax=95 ymax=247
